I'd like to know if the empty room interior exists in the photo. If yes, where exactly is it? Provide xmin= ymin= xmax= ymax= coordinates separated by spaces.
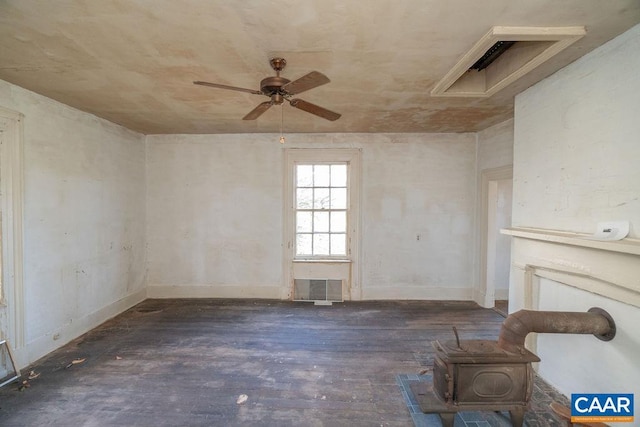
xmin=0 ymin=1 xmax=639 ymax=426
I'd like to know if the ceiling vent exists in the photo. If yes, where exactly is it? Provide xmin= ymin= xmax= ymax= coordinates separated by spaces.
xmin=431 ymin=26 xmax=586 ymax=97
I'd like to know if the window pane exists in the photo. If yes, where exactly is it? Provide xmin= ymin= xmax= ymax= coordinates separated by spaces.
xmin=296 ymin=234 xmax=312 ymax=255
xmin=296 ymin=165 xmax=313 ymax=187
xmin=296 ymin=211 xmax=312 ymax=232
xmin=331 ymin=164 xmax=347 ymax=187
xmin=313 ymin=188 xmax=330 ymax=209
xmin=330 ymin=234 xmax=346 ymax=255
xmin=314 ymin=165 xmax=330 ymax=187
xmin=330 ymin=188 xmax=347 ymax=209
xmin=296 ymin=188 xmax=313 ymax=209
xmin=313 ymin=211 xmax=329 ymax=232
xmin=313 ymin=234 xmax=330 ymax=255
xmin=330 ymin=211 xmax=346 ymax=232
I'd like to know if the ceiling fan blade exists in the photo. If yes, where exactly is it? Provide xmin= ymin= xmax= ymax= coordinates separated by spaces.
xmin=194 ymin=81 xmax=262 ymax=95
xmin=289 ymin=99 xmax=341 ymax=121
xmin=243 ymin=101 xmax=273 ymax=120
xmin=281 ymin=71 xmax=330 ymax=95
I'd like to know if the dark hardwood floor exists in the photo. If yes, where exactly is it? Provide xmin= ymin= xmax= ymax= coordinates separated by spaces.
xmin=0 ymin=299 xmax=558 ymax=426
xmin=493 ymin=300 xmax=509 ymax=317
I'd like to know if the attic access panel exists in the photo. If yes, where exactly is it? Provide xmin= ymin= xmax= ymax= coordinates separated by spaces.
xmin=431 ymin=26 xmax=585 ymax=97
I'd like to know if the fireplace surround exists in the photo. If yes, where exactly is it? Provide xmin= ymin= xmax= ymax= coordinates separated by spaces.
xmin=411 ymin=226 xmax=637 ymax=426
xmin=410 ymin=307 xmax=615 ymax=426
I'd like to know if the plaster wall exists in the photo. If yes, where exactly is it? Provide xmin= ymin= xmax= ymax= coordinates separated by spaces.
xmin=145 ymin=134 xmax=283 ymax=298
xmin=146 ymin=133 xmax=477 ymax=300
xmin=359 ymin=134 xmax=476 ymax=299
xmin=477 ymin=119 xmax=513 ymax=172
xmin=0 ymin=81 xmax=147 ymax=367
xmin=513 ymin=26 xmax=639 ymax=237
xmin=512 ymin=23 xmax=640 ymax=414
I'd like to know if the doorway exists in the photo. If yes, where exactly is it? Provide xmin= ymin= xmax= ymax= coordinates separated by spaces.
xmin=479 ymin=166 xmax=513 ymax=313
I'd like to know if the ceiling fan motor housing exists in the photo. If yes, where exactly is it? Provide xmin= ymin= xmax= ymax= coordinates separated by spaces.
xmin=260 ymin=76 xmax=290 ymax=103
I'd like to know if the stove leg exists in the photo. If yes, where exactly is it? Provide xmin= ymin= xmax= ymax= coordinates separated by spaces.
xmin=438 ymin=413 xmax=455 ymax=427
xmin=509 ymin=408 xmax=525 ymax=427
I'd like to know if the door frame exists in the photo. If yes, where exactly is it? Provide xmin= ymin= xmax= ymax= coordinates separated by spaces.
xmin=0 ymin=106 xmax=25 ymax=365
xmin=477 ymin=165 xmax=512 ymax=308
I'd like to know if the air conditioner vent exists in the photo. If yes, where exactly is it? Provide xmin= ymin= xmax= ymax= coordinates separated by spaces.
xmin=470 ymin=41 xmax=516 ymax=71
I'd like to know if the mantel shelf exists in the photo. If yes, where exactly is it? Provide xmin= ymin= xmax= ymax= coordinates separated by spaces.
xmin=501 ymin=227 xmax=640 ymax=256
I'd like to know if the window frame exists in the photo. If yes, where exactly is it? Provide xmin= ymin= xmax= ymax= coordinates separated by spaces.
xmin=283 ymin=148 xmax=361 ymax=301
xmin=294 ymin=161 xmax=350 ymax=259
xmin=283 ymin=149 xmax=361 ymax=251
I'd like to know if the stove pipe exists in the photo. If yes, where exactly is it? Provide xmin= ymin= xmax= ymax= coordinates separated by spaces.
xmin=497 ymin=307 xmax=616 ymax=353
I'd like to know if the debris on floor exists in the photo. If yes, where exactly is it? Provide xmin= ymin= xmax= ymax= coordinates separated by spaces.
xmin=17 ymin=380 xmax=30 ymax=392
xmin=65 ymin=358 xmax=86 ymax=369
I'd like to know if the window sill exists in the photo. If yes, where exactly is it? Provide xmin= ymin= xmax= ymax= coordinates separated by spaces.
xmin=293 ymin=259 xmax=352 ymax=264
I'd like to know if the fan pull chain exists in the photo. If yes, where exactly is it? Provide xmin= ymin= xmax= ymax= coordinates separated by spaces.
xmin=279 ymin=104 xmax=285 ymax=144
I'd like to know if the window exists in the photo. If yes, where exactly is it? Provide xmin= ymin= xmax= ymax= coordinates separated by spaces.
xmin=295 ymin=164 xmax=348 ymax=257
xmin=284 ymin=148 xmax=360 ymax=300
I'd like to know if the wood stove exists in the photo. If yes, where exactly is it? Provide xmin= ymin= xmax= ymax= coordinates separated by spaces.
xmin=410 ymin=308 xmax=616 ymax=427
xmin=411 ymin=338 xmax=539 ymax=426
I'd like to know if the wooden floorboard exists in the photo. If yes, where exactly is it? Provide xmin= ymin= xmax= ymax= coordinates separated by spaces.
xmin=0 ymin=299 xmax=507 ymax=426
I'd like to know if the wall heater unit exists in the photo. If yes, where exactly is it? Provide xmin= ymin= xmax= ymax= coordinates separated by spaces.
xmin=294 ymin=279 xmax=343 ymax=305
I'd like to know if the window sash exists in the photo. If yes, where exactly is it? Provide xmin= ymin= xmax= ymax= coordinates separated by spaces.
xmin=294 ymin=163 xmax=349 ymax=258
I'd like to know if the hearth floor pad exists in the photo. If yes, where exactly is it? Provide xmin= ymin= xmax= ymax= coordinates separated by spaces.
xmin=396 ymin=373 xmax=571 ymax=427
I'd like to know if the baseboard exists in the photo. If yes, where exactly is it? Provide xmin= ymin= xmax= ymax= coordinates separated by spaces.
xmin=15 ymin=288 xmax=147 ymax=369
xmin=146 ymin=284 xmax=283 ymax=299
xmin=472 ymin=288 xmax=494 ymax=308
xmin=361 ymin=286 xmax=472 ymax=301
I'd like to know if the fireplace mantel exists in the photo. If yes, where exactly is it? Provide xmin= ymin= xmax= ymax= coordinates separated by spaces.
xmin=501 ymin=227 xmax=640 ymax=310
xmin=501 ymin=227 xmax=640 ymax=256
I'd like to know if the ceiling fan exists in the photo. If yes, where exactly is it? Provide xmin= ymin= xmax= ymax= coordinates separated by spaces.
xmin=194 ymin=57 xmax=341 ymax=121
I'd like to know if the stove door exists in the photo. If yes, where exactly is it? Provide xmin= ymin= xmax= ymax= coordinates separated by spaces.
xmin=455 ymin=363 xmax=533 ymax=404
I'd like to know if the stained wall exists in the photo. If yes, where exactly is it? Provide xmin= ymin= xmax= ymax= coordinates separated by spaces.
xmin=512 ymin=23 xmax=640 ymax=414
xmin=0 ymin=81 xmax=147 ymax=366
xmin=145 ymin=133 xmax=478 ymax=300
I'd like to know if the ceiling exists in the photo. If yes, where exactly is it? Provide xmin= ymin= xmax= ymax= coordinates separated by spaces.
xmin=1 ymin=1 xmax=638 ymax=135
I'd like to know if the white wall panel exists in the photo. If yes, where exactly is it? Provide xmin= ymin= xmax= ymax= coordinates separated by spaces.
xmin=0 ymin=81 xmax=146 ymax=367
xmin=146 ymin=133 xmax=477 ymax=300
xmin=511 ymin=23 xmax=640 ymax=416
